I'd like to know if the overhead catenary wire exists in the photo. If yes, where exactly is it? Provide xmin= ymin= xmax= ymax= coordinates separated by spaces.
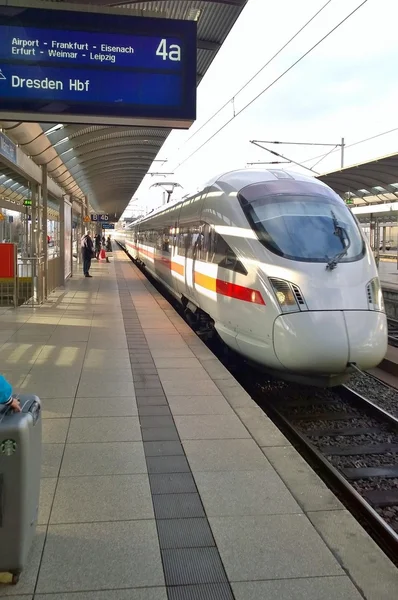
xmin=171 ymin=0 xmax=368 ymax=173
xmin=185 ymin=0 xmax=334 ymax=147
xmin=303 ymin=126 xmax=398 ymax=169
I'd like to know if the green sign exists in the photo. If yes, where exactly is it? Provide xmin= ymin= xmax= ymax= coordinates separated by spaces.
xmin=345 ymin=199 xmax=354 ymax=205
xmin=23 ymin=198 xmax=32 ymax=206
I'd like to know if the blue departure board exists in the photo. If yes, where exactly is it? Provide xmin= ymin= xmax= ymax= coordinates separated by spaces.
xmin=0 ymin=6 xmax=197 ymax=128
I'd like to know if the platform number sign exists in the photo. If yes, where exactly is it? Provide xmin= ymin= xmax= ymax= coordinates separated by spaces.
xmin=91 ymin=214 xmax=109 ymax=222
xmin=156 ymin=39 xmax=181 ymax=62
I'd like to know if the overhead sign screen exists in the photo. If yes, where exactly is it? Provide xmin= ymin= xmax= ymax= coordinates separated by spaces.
xmin=0 ymin=7 xmax=197 ymax=128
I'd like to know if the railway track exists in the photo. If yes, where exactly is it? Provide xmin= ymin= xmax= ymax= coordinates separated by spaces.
xmin=244 ymin=381 xmax=398 ymax=563
xmin=119 ymin=242 xmax=398 ymax=563
xmin=207 ymin=345 xmax=398 ymax=563
xmin=346 ymin=368 xmax=398 ymax=416
xmin=388 ymin=317 xmax=398 ymax=347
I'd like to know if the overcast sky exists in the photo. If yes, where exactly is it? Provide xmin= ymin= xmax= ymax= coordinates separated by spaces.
xmin=122 ymin=0 xmax=397 ymax=217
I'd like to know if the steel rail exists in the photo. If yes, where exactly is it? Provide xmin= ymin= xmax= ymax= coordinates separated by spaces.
xmin=262 ymin=386 xmax=398 ymax=563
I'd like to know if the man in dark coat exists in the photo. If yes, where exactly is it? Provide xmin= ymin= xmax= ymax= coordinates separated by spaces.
xmin=81 ymin=232 xmax=94 ymax=278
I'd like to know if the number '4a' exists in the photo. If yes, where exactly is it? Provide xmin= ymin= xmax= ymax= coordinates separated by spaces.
xmin=156 ymin=39 xmax=181 ymax=61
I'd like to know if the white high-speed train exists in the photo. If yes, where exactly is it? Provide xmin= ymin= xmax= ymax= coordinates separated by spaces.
xmin=117 ymin=169 xmax=387 ymax=386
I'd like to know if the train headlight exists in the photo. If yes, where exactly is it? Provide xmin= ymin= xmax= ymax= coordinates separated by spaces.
xmin=269 ymin=278 xmax=307 ymax=313
xmin=366 ymin=278 xmax=384 ymax=312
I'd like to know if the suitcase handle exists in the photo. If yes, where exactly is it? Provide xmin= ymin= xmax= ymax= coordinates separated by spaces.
xmin=21 ymin=399 xmax=41 ymax=425
xmin=0 ymin=398 xmax=41 ymax=425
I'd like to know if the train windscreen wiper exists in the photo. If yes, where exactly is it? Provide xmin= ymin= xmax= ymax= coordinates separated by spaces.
xmin=326 ymin=210 xmax=351 ymax=271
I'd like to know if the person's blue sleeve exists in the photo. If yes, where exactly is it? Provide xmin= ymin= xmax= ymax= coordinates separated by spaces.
xmin=0 ymin=375 xmax=13 ymax=405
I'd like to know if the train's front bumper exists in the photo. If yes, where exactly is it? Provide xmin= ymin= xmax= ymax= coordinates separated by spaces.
xmin=273 ymin=310 xmax=387 ymax=374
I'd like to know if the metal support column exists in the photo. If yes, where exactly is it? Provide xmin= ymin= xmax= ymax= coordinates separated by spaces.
xmin=84 ymin=195 xmax=89 ymax=220
xmin=30 ymin=182 xmax=38 ymax=258
xmin=59 ymin=194 xmax=65 ymax=288
xmin=374 ymin=217 xmax=380 ymax=269
xmin=78 ymin=198 xmax=84 ymax=266
xmin=42 ymin=164 xmax=48 ymax=300
xmin=80 ymin=196 xmax=88 ymax=267
xmin=23 ymin=205 xmax=29 ymax=256
xmin=369 ymin=214 xmax=375 ymax=251
xmin=341 ymin=137 xmax=345 ymax=169
xmin=70 ymin=196 xmax=74 ymax=278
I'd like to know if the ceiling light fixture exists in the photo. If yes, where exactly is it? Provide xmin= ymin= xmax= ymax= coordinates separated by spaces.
xmin=45 ymin=124 xmax=64 ymax=135
xmin=187 ymin=8 xmax=201 ymax=21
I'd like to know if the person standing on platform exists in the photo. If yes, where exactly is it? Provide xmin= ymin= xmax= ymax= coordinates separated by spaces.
xmin=81 ymin=231 xmax=94 ymax=278
xmin=94 ymin=234 xmax=101 ymax=259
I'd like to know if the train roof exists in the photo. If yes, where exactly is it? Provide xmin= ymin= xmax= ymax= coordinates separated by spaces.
xmin=207 ymin=168 xmax=330 ymax=189
xmin=128 ymin=168 xmax=331 ymax=228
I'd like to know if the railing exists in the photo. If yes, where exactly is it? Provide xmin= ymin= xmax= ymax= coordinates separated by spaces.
xmin=0 ymin=243 xmax=17 ymax=307
xmin=0 ymin=246 xmax=66 ymax=308
xmin=47 ymin=256 xmax=62 ymax=294
xmin=17 ymin=256 xmax=45 ymax=306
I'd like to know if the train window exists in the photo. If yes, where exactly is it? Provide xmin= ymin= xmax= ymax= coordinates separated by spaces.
xmin=209 ymin=229 xmax=247 ymax=275
xmin=239 ymin=190 xmax=365 ymax=264
xmin=177 ymin=228 xmax=184 ymax=254
xmin=178 ymin=227 xmax=191 ymax=257
xmin=219 ymin=247 xmax=247 ymax=275
xmin=154 ymin=229 xmax=162 ymax=251
xmin=152 ymin=229 xmax=159 ymax=247
xmin=162 ymin=227 xmax=171 ymax=253
xmin=172 ymin=224 xmax=178 ymax=249
xmin=188 ymin=224 xmax=201 ymax=259
xmin=195 ymin=223 xmax=210 ymax=262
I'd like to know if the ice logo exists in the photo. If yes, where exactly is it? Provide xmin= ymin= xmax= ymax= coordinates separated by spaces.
xmin=0 ymin=439 xmax=16 ymax=456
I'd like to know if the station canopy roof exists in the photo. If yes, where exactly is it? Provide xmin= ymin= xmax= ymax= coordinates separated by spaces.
xmin=0 ymin=166 xmax=30 ymax=205
xmin=317 ymin=151 xmax=398 ymax=207
xmin=0 ymin=0 xmax=248 ymax=220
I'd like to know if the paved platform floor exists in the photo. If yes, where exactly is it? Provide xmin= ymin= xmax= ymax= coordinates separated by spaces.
xmin=0 ymin=250 xmax=397 ymax=600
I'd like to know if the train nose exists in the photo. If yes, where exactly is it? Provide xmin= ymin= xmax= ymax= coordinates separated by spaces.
xmin=344 ymin=310 xmax=387 ymax=369
xmin=273 ymin=311 xmax=387 ymax=374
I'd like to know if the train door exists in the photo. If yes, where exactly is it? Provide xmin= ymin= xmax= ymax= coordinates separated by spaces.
xmin=175 ymin=192 xmax=207 ymax=303
xmin=170 ymin=220 xmax=183 ymax=291
xmin=178 ymin=224 xmax=198 ymax=304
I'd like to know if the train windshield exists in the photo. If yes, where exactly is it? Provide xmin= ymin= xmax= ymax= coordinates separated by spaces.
xmin=239 ymin=191 xmax=365 ymax=263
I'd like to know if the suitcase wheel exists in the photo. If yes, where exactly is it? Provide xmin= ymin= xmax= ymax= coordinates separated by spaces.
xmin=11 ymin=572 xmax=20 ymax=585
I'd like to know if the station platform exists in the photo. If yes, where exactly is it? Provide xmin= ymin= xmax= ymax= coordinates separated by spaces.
xmin=0 ymin=250 xmax=397 ymax=600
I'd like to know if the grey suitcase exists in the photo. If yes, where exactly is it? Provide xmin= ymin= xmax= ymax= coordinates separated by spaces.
xmin=0 ymin=395 xmax=41 ymax=584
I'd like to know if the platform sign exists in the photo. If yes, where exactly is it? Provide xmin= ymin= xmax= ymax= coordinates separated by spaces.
xmin=91 ymin=214 xmax=109 ymax=222
xmin=0 ymin=131 xmax=17 ymax=165
xmin=0 ymin=6 xmax=197 ymax=128
xmin=102 ymin=223 xmax=115 ymax=229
